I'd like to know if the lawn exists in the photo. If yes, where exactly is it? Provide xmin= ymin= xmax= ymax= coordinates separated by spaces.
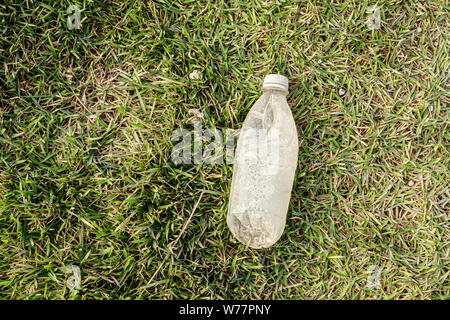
xmin=0 ymin=0 xmax=448 ymax=299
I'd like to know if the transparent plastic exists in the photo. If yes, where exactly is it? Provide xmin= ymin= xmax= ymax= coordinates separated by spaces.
xmin=227 ymin=74 xmax=298 ymax=248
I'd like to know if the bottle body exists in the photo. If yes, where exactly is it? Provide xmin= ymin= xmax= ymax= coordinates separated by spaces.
xmin=227 ymin=77 xmax=298 ymax=248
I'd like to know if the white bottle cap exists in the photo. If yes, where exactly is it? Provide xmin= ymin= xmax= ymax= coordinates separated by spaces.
xmin=263 ymin=74 xmax=289 ymax=93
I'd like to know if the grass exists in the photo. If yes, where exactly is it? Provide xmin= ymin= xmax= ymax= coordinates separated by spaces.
xmin=0 ymin=0 xmax=448 ymax=299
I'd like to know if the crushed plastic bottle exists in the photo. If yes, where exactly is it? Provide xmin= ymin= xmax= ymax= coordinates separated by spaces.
xmin=65 ymin=264 xmax=81 ymax=290
xmin=227 ymin=74 xmax=298 ymax=248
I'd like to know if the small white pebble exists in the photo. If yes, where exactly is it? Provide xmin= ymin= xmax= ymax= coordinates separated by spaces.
xmin=318 ymin=59 xmax=323 ymax=64
xmin=417 ymin=27 xmax=422 ymax=33
xmin=189 ymin=70 xmax=201 ymax=80
xmin=339 ymin=88 xmax=346 ymax=96
xmin=408 ymin=180 xmax=414 ymax=187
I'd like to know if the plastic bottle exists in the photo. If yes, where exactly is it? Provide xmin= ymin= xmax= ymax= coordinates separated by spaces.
xmin=227 ymin=74 xmax=298 ymax=248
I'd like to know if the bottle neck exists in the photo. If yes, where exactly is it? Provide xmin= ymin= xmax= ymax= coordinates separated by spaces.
xmin=262 ymin=87 xmax=288 ymax=96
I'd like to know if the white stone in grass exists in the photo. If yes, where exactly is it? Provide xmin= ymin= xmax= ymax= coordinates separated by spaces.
xmin=189 ymin=70 xmax=202 ymax=80
xmin=339 ymin=88 xmax=346 ymax=96
xmin=408 ymin=180 xmax=414 ymax=187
